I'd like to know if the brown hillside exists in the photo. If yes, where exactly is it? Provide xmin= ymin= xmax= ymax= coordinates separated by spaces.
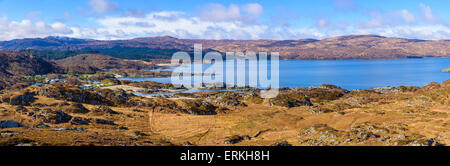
xmin=1 ymin=35 xmax=448 ymax=60
xmin=55 ymin=54 xmax=156 ymax=74
xmin=0 ymin=51 xmax=57 ymax=89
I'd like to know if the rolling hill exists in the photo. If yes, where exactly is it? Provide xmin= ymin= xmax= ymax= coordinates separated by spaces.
xmin=0 ymin=35 xmax=448 ymax=60
xmin=0 ymin=51 xmax=57 ymax=89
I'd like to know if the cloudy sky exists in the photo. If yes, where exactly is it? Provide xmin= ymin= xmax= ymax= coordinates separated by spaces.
xmin=0 ymin=0 xmax=449 ymax=40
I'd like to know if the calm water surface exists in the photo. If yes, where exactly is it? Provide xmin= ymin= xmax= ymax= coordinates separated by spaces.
xmin=120 ymin=58 xmax=450 ymax=90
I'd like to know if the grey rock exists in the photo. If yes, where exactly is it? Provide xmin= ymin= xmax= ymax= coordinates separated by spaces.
xmin=397 ymin=134 xmax=407 ymax=139
xmin=1 ymin=132 xmax=15 ymax=137
xmin=34 ymin=123 xmax=50 ymax=128
xmin=52 ymin=127 xmax=67 ymax=131
xmin=380 ymin=136 xmax=390 ymax=142
xmin=372 ymin=86 xmax=399 ymax=94
xmin=15 ymin=143 xmax=32 ymax=146
xmin=133 ymin=131 xmax=148 ymax=137
xmin=426 ymin=138 xmax=443 ymax=146
xmin=0 ymin=120 xmax=21 ymax=129
xmin=53 ymin=127 xmax=85 ymax=131
xmin=224 ymin=135 xmax=244 ymax=144
xmin=273 ymin=141 xmax=292 ymax=146
xmin=95 ymin=119 xmax=117 ymax=126
xmin=68 ymin=127 xmax=85 ymax=131
xmin=71 ymin=117 xmax=91 ymax=125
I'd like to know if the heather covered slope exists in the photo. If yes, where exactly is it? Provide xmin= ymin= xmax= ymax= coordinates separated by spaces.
xmin=55 ymin=54 xmax=156 ymax=72
xmin=0 ymin=80 xmax=449 ymax=146
xmin=0 ymin=51 xmax=56 ymax=76
xmin=1 ymin=35 xmax=448 ymax=60
xmin=191 ymin=35 xmax=449 ymax=60
xmin=0 ymin=51 xmax=57 ymax=90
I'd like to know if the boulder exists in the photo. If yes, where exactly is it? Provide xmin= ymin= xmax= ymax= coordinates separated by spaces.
xmin=224 ymin=135 xmax=251 ymax=144
xmin=53 ymin=127 xmax=85 ymax=132
xmin=71 ymin=117 xmax=92 ymax=125
xmin=0 ymin=120 xmax=21 ymax=129
xmin=133 ymin=131 xmax=149 ymax=137
xmin=33 ymin=123 xmax=50 ymax=128
xmin=95 ymin=119 xmax=117 ymax=126
xmin=272 ymin=141 xmax=292 ymax=146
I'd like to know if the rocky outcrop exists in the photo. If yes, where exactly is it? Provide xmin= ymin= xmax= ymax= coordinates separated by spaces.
xmin=290 ymin=85 xmax=349 ymax=102
xmin=9 ymin=91 xmax=36 ymax=106
xmin=206 ymin=92 xmax=247 ymax=107
xmin=177 ymin=99 xmax=217 ymax=115
xmin=224 ymin=135 xmax=251 ymax=144
xmin=37 ymin=110 xmax=72 ymax=124
xmin=38 ymin=83 xmax=106 ymax=105
xmin=38 ymin=83 xmax=133 ymax=106
xmin=272 ymin=141 xmax=292 ymax=146
xmin=298 ymin=123 xmax=444 ymax=146
xmin=267 ymin=93 xmax=312 ymax=108
xmin=90 ymin=106 xmax=119 ymax=116
xmin=95 ymin=119 xmax=117 ymax=126
xmin=372 ymin=86 xmax=400 ymax=94
xmin=60 ymin=103 xmax=90 ymax=114
xmin=0 ymin=120 xmax=21 ymax=129
xmin=71 ymin=117 xmax=92 ymax=125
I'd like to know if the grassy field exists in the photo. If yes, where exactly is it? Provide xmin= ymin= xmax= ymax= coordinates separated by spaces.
xmin=1 ymin=80 xmax=449 ymax=146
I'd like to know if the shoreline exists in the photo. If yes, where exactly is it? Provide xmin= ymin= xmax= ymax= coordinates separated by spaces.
xmin=150 ymin=57 xmax=450 ymax=65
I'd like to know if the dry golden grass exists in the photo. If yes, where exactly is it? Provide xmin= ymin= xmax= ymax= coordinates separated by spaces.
xmin=1 ymin=84 xmax=449 ymax=146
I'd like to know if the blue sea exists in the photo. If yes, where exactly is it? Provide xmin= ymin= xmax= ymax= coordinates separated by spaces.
xmin=120 ymin=58 xmax=450 ymax=90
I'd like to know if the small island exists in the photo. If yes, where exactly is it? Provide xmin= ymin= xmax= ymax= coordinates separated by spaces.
xmin=442 ymin=67 xmax=450 ymax=72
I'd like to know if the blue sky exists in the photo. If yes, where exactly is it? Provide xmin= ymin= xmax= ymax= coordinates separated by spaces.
xmin=0 ymin=0 xmax=448 ymax=40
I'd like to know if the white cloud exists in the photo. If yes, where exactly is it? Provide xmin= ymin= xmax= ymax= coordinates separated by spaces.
xmin=317 ymin=18 xmax=329 ymax=29
xmin=357 ymin=9 xmax=418 ymax=28
xmin=0 ymin=5 xmax=449 ymax=41
xmin=419 ymin=3 xmax=437 ymax=23
xmin=84 ymin=10 xmax=450 ymax=40
xmin=122 ymin=9 xmax=146 ymax=18
xmin=0 ymin=16 xmax=73 ymax=40
xmin=359 ymin=12 xmax=384 ymax=28
xmin=200 ymin=4 xmax=241 ymax=22
xmin=199 ymin=3 xmax=263 ymax=23
xmin=89 ymin=11 xmax=268 ymax=40
xmin=26 ymin=11 xmax=42 ymax=21
xmin=55 ymin=12 xmax=75 ymax=22
xmin=88 ymin=0 xmax=119 ymax=14
xmin=353 ymin=25 xmax=450 ymax=40
xmin=242 ymin=3 xmax=263 ymax=17
xmin=400 ymin=10 xmax=416 ymax=24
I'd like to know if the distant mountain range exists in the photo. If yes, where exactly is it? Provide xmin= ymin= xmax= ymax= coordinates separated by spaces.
xmin=0 ymin=35 xmax=448 ymax=60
